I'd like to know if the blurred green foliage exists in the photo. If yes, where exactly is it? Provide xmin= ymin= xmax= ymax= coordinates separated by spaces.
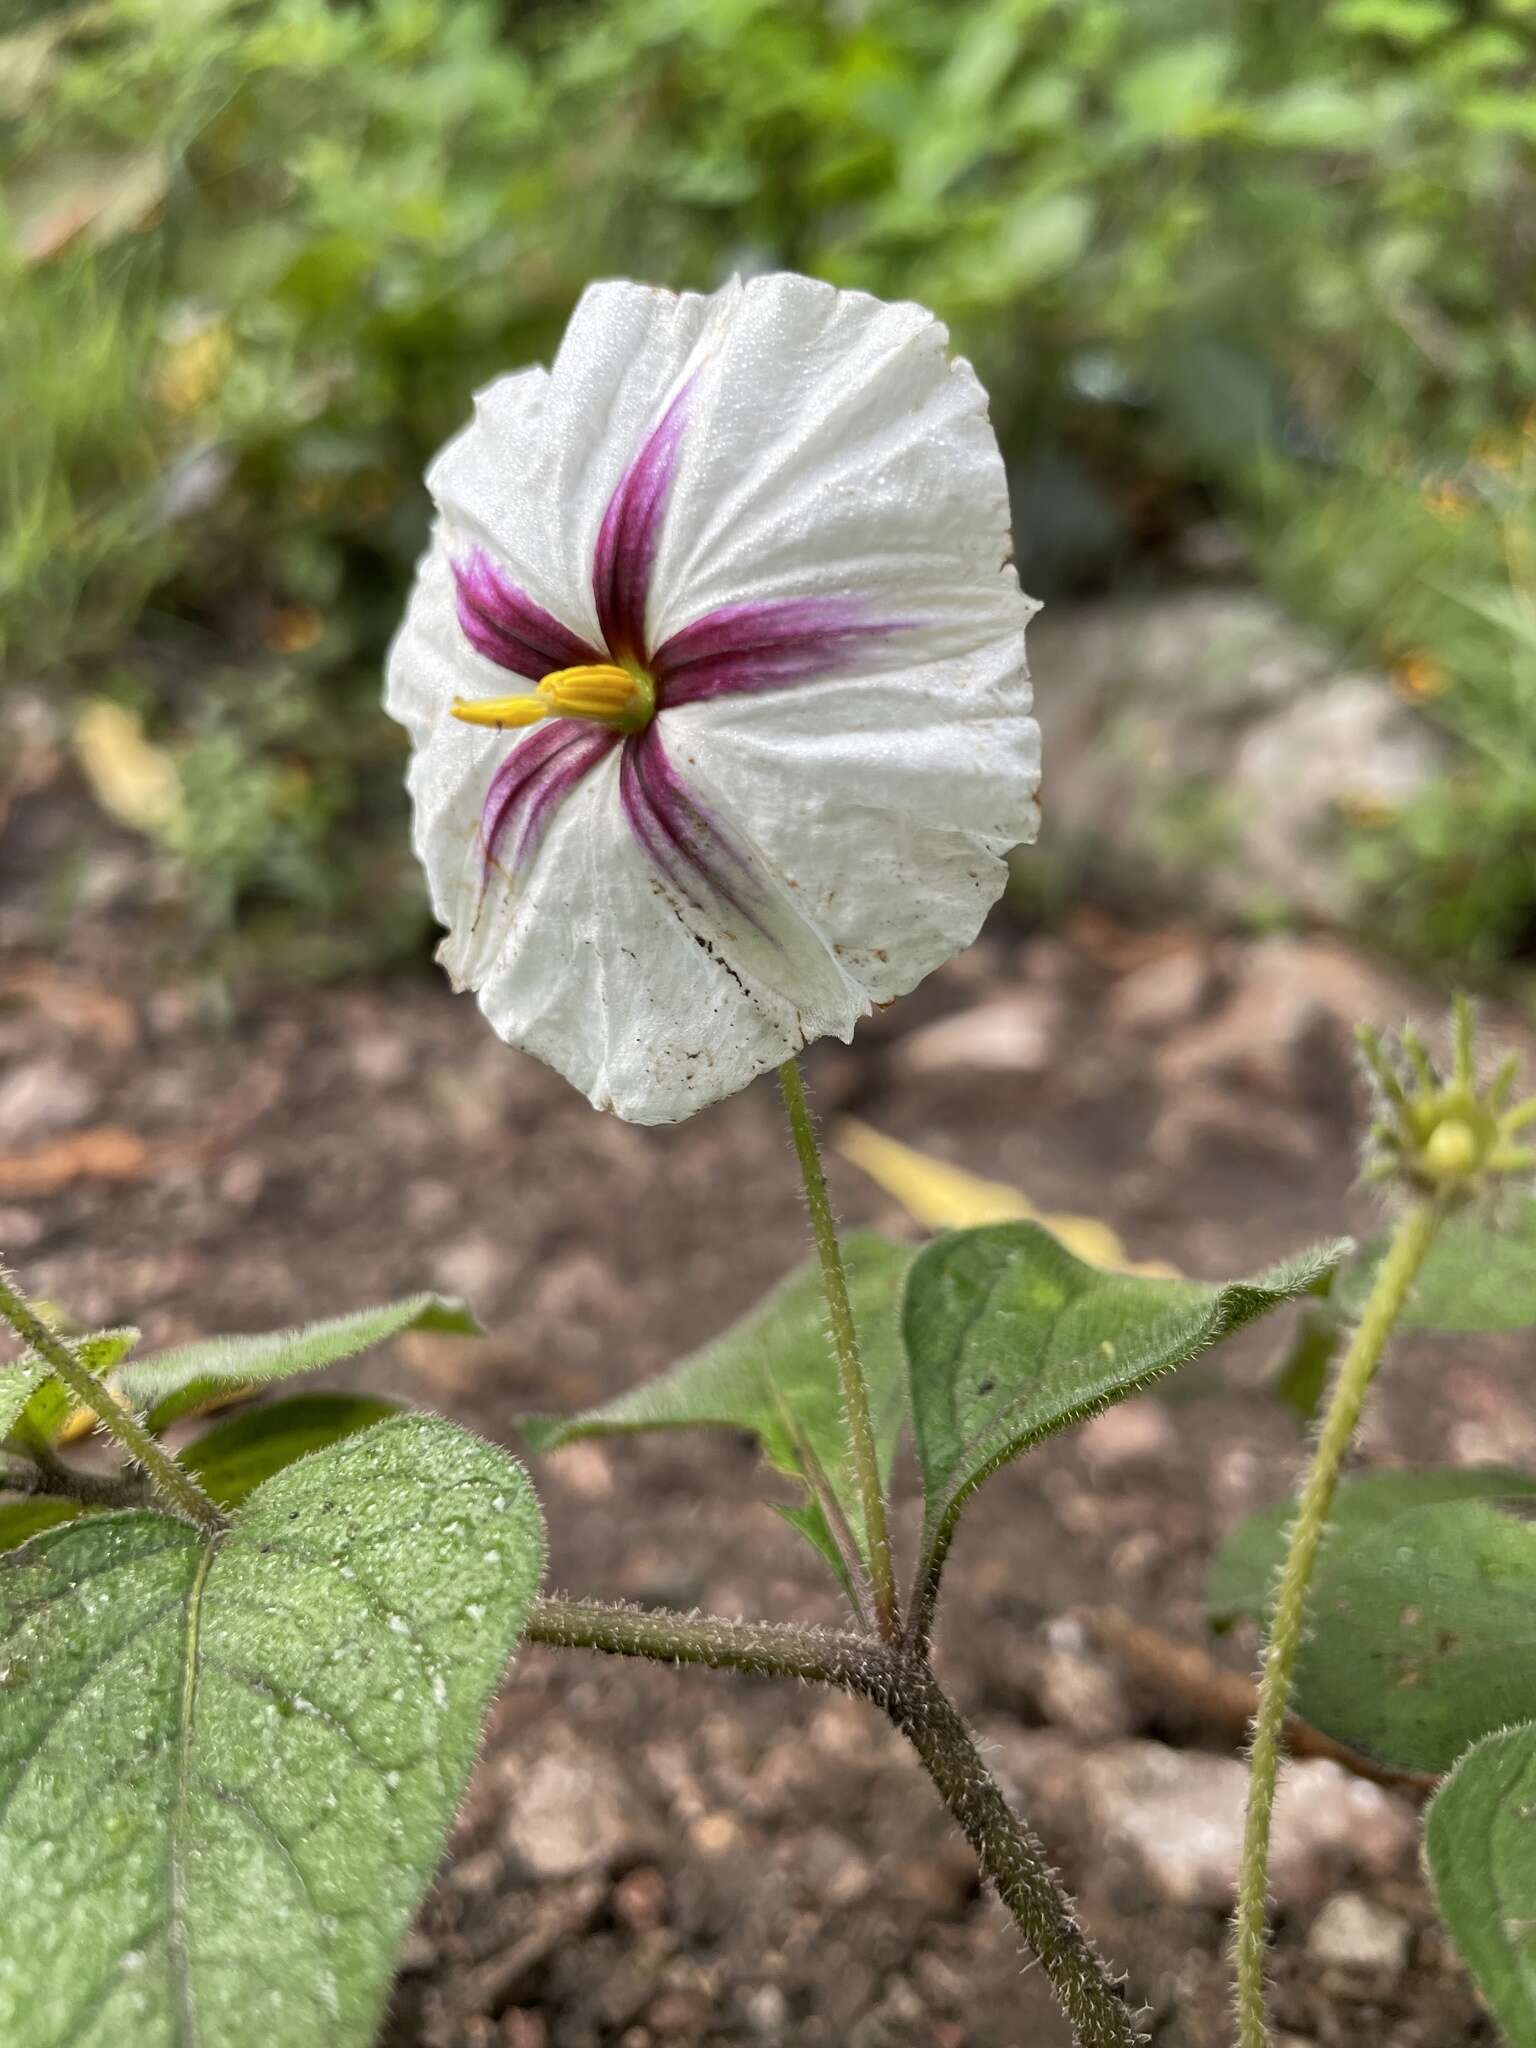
xmin=2 ymin=0 xmax=1534 ymax=967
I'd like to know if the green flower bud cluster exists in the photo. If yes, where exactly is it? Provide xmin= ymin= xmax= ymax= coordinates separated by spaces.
xmin=1359 ymin=995 xmax=1536 ymax=1202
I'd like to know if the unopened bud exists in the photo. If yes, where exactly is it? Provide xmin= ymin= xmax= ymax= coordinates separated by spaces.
xmin=1424 ymin=1119 xmax=1479 ymax=1179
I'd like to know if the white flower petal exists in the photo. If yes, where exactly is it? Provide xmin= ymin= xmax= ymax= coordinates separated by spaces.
xmin=426 ymin=284 xmax=737 ymax=647
xmin=647 ymin=272 xmax=1023 ymax=650
xmin=447 ymin=750 xmax=822 ymax=1122
xmin=660 ymin=627 xmax=1038 ymax=1009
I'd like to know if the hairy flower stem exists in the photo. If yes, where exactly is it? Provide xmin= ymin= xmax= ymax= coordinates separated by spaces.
xmin=0 ymin=1270 xmax=225 ymax=1534
xmin=530 ymin=1595 xmax=1142 ymax=2048
xmin=777 ymin=1056 xmax=899 ymax=1640
xmin=1232 ymin=1198 xmax=1444 ymax=2048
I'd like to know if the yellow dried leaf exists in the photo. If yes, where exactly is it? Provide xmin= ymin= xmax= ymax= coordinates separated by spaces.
xmin=837 ymin=1119 xmax=1032 ymax=1229
xmin=836 ymin=1118 xmax=1179 ymax=1278
xmin=74 ymin=701 xmax=182 ymax=837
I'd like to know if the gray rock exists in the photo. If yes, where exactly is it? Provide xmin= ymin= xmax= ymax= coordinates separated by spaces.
xmin=1036 ymin=1643 xmax=1138 ymax=1744
xmin=1076 ymin=1741 xmax=1417 ymax=1909
xmin=893 ymin=991 xmax=1060 ymax=1076
xmin=1030 ymin=589 xmax=1444 ymax=926
xmin=0 ymin=1057 xmax=98 ymax=1142
xmin=1307 ymin=1891 xmax=1412 ymax=1974
xmin=501 ymin=1745 xmax=641 ymax=1878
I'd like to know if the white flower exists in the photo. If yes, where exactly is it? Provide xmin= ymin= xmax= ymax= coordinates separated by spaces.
xmin=386 ymin=273 xmax=1040 ymax=1124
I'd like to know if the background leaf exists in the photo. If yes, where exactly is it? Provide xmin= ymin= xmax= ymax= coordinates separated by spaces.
xmin=5 ymin=1329 xmax=139 ymax=1454
xmin=1208 ymin=1466 xmax=1536 ymax=1626
xmin=115 ymin=1294 xmax=481 ymax=1429
xmin=0 ymin=1414 xmax=543 ymax=2048
xmin=180 ymin=1391 xmax=403 ymax=1507
xmin=0 ymin=1363 xmax=46 ymax=1441
xmin=520 ymin=1236 xmax=910 ymax=1591
xmin=1427 ymin=1723 xmax=1536 ymax=2048
xmin=0 ymin=1328 xmax=138 ymax=1448
xmin=1334 ymin=1196 xmax=1536 ymax=1332
xmin=1269 ymin=1303 xmax=1342 ymax=1426
xmin=904 ymin=1224 xmax=1347 ymax=1616
xmin=0 ymin=1498 xmax=82 ymax=1556
xmin=836 ymin=1119 xmax=1178 ymax=1275
xmin=1211 ymin=1476 xmax=1536 ymax=1771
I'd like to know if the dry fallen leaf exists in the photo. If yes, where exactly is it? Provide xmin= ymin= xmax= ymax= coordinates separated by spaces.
xmin=73 ymin=700 xmax=182 ymax=837
xmin=835 ymin=1118 xmax=1179 ymax=1278
xmin=0 ymin=1126 xmax=150 ymax=1197
xmin=0 ymin=962 xmax=137 ymax=1052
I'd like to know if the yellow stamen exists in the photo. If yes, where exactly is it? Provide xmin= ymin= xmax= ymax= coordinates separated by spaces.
xmin=451 ymin=663 xmax=655 ymax=735
xmin=450 ymin=693 xmax=550 ymax=729
xmin=539 ymin=663 xmax=656 ymax=729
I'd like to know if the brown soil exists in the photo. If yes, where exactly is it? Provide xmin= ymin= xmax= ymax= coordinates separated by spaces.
xmin=2 ymin=783 xmax=1526 ymax=2048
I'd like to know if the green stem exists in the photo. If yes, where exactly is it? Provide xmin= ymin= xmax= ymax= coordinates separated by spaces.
xmin=531 ymin=1594 xmax=1142 ymax=2047
xmin=1232 ymin=1198 xmax=1443 ymax=2048
xmin=777 ymin=1056 xmax=899 ymax=1640
xmin=0 ymin=1271 xmax=225 ymax=1534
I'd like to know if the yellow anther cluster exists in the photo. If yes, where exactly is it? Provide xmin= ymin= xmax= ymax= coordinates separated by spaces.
xmin=451 ymin=663 xmax=655 ymax=735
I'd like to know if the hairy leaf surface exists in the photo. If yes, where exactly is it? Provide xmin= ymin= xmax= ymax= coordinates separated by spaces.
xmin=181 ymin=1392 xmax=403 ymax=1507
xmin=1427 ymin=1723 xmax=1536 ymax=2045
xmin=116 ymin=1295 xmax=481 ymax=1429
xmin=904 ymin=1223 xmax=1346 ymax=1623
xmin=0 ymin=1414 xmax=542 ymax=2048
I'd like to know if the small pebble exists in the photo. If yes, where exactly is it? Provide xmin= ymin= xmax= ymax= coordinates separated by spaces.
xmin=1307 ymin=1892 xmax=1412 ymax=1974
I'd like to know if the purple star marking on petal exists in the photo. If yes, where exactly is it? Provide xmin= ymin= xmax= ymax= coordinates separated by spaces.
xmin=618 ymin=724 xmax=766 ymax=932
xmin=453 ymin=370 xmax=914 ymax=937
xmin=653 ymin=596 xmax=905 ymax=708
xmin=454 ymin=549 xmax=604 ymax=681
xmin=480 ymin=719 xmax=619 ymax=875
xmin=592 ymin=376 xmax=695 ymax=665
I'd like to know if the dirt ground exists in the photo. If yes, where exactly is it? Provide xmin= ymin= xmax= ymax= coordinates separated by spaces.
xmin=2 ymin=777 xmax=1530 ymax=2048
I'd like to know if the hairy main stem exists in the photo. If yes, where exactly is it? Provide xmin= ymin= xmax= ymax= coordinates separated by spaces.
xmin=892 ymin=1661 xmax=1143 ymax=2048
xmin=0 ymin=1271 xmax=225 ymax=1534
xmin=1232 ymin=1198 xmax=1443 ymax=2048
xmin=530 ymin=1595 xmax=1142 ymax=2047
xmin=777 ymin=1056 xmax=899 ymax=1640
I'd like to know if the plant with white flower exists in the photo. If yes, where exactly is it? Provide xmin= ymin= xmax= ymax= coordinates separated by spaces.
xmin=5 ymin=276 xmax=1536 ymax=2048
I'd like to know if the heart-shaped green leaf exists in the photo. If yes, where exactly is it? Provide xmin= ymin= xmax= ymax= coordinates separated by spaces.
xmin=520 ymin=1235 xmax=911 ymax=1594
xmin=904 ymin=1223 xmax=1347 ymax=1632
xmin=1211 ymin=1479 xmax=1536 ymax=1772
xmin=181 ymin=1391 xmax=403 ymax=1507
xmin=0 ymin=1413 xmax=543 ymax=2048
xmin=1427 ymin=1722 xmax=1536 ymax=2046
xmin=116 ymin=1295 xmax=482 ymax=1430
